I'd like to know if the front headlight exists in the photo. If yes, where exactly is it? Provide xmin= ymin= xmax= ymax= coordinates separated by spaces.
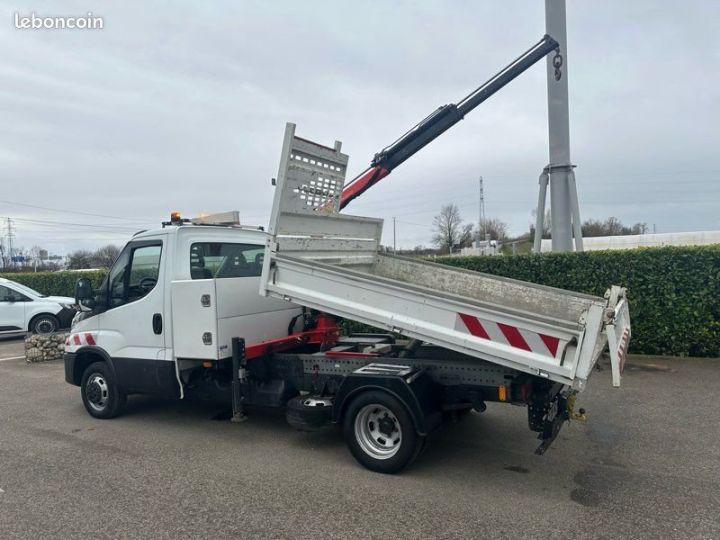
xmin=71 ymin=310 xmax=89 ymax=329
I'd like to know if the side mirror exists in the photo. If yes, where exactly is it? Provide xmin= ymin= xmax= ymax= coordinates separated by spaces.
xmin=75 ymin=278 xmax=94 ymax=301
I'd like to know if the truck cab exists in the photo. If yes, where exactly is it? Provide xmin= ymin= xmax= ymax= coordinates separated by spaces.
xmin=64 ymin=217 xmax=302 ymax=409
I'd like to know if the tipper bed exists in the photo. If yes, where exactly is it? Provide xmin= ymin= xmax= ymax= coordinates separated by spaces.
xmin=260 ymin=124 xmax=631 ymax=390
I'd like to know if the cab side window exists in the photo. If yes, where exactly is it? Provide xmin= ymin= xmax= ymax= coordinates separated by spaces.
xmin=0 ymin=285 xmax=30 ymax=302
xmin=107 ymin=243 xmax=162 ymax=309
xmin=190 ymin=243 xmax=263 ymax=279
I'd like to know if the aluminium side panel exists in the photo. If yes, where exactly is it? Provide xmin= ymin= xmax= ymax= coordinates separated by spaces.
xmin=170 ymin=279 xmax=219 ymax=360
xmin=265 ymin=255 xmax=598 ymax=387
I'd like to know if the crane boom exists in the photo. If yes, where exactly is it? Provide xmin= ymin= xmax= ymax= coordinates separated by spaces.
xmin=339 ymin=34 xmax=559 ymax=209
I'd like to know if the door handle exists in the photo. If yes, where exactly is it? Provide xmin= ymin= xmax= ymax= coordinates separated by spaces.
xmin=152 ymin=313 xmax=162 ymax=335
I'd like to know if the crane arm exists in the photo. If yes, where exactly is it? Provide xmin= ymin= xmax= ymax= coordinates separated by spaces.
xmin=338 ymin=34 xmax=559 ymax=210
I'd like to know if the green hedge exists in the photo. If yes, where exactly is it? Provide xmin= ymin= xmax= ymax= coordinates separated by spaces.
xmin=435 ymin=246 xmax=720 ymax=357
xmin=2 ymin=271 xmax=107 ymax=297
xmin=4 ymin=246 xmax=718 ymax=357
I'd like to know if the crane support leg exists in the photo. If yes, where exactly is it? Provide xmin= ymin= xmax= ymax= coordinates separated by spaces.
xmin=545 ymin=0 xmax=583 ymax=252
xmin=533 ymin=170 xmax=549 ymax=252
xmin=569 ymin=170 xmax=584 ymax=251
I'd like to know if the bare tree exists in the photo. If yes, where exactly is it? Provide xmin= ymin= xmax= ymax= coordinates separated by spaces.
xmin=532 ymin=212 xmax=649 ymax=240
xmin=93 ymin=244 xmax=121 ymax=267
xmin=478 ymin=217 xmax=508 ymax=242
xmin=432 ymin=204 xmax=465 ymax=254
xmin=631 ymin=222 xmax=649 ymax=235
xmin=0 ymin=240 xmax=7 ymax=270
xmin=459 ymin=223 xmax=475 ymax=248
xmin=67 ymin=245 xmax=121 ymax=269
xmin=67 ymin=250 xmax=95 ymax=269
xmin=604 ymin=216 xmax=625 ymax=236
xmin=581 ymin=217 xmax=648 ymax=237
xmin=581 ymin=218 xmax=605 ymax=237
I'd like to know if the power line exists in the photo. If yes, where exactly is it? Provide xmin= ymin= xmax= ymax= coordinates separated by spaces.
xmin=10 ymin=227 xmax=137 ymax=236
xmin=353 ymin=178 xmax=720 ymax=214
xmin=0 ymin=218 xmax=144 ymax=237
xmin=358 ymin=193 xmax=719 ymax=220
xmin=395 ymin=219 xmax=433 ymax=229
xmin=0 ymin=198 xmax=154 ymax=224
xmin=3 ymin=216 xmax=142 ymax=231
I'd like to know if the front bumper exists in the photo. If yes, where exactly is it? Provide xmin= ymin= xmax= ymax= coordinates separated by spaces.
xmin=64 ymin=352 xmax=79 ymax=385
xmin=57 ymin=307 xmax=76 ymax=330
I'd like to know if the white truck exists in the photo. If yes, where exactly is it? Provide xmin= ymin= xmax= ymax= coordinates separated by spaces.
xmin=66 ymin=122 xmax=631 ymax=473
xmin=65 ymin=39 xmax=631 ymax=472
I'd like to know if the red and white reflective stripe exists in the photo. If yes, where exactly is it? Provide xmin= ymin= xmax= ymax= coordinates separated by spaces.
xmin=67 ymin=333 xmax=97 ymax=347
xmin=457 ymin=313 xmax=561 ymax=358
xmin=616 ymin=328 xmax=630 ymax=372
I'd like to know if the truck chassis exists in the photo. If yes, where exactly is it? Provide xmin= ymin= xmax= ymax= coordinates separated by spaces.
xmin=176 ymin=326 xmax=578 ymax=473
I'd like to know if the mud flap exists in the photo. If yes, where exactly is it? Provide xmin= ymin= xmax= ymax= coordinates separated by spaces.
xmin=530 ymin=393 xmax=570 ymax=455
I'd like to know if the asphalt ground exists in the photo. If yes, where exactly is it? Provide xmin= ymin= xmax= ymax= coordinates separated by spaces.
xmin=1 ymin=336 xmax=718 ymax=539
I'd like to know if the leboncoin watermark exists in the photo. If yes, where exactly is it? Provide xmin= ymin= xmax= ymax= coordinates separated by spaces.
xmin=14 ymin=12 xmax=104 ymax=30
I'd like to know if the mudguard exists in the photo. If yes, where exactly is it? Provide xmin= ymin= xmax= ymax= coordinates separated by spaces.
xmin=332 ymin=364 xmax=441 ymax=436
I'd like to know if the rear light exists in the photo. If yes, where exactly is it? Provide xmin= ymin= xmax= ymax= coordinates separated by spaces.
xmin=202 ymin=361 xmax=212 ymax=368
xmin=519 ymin=383 xmax=532 ymax=403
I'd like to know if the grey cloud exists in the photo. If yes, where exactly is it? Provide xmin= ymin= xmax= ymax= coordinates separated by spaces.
xmin=1 ymin=0 xmax=718 ymax=255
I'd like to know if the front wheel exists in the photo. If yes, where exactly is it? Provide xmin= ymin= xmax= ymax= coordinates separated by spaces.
xmin=343 ymin=391 xmax=423 ymax=474
xmin=31 ymin=314 xmax=59 ymax=334
xmin=80 ymin=362 xmax=127 ymax=419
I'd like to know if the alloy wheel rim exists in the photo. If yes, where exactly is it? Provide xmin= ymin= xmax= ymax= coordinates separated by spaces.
xmin=36 ymin=319 xmax=55 ymax=334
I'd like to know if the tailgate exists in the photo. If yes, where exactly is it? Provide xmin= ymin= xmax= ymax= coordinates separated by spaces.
xmin=606 ymin=294 xmax=632 ymax=387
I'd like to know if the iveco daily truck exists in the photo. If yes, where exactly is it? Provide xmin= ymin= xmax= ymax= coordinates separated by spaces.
xmin=65 ymin=123 xmax=631 ymax=473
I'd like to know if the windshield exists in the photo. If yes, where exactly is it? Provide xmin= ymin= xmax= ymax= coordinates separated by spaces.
xmin=10 ymin=282 xmax=46 ymax=297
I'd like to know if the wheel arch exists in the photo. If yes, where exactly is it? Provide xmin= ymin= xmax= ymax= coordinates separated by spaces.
xmin=332 ymin=374 xmax=439 ymax=437
xmin=71 ymin=346 xmax=118 ymax=386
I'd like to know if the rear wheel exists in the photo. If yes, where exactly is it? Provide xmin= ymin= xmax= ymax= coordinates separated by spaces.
xmin=80 ymin=362 xmax=127 ymax=419
xmin=343 ymin=391 xmax=423 ymax=474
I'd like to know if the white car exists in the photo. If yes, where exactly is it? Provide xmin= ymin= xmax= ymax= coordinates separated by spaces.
xmin=0 ymin=277 xmax=76 ymax=336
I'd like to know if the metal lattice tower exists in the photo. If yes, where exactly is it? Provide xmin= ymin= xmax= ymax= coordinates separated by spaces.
xmin=5 ymin=217 xmax=15 ymax=263
xmin=478 ymin=176 xmax=486 ymax=243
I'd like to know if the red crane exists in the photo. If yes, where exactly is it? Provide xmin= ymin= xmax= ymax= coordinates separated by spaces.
xmin=339 ymin=35 xmax=560 ymax=210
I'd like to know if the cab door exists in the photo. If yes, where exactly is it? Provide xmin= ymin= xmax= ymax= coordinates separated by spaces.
xmin=0 ymin=284 xmax=27 ymax=333
xmin=95 ymin=239 xmax=176 ymax=396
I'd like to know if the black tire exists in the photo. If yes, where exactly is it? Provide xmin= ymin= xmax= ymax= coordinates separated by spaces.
xmin=80 ymin=362 xmax=127 ymax=419
xmin=286 ymin=395 xmax=333 ymax=431
xmin=30 ymin=314 xmax=59 ymax=335
xmin=343 ymin=391 xmax=423 ymax=474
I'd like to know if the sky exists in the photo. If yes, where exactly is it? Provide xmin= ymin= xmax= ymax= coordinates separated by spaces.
xmin=1 ymin=0 xmax=719 ymax=255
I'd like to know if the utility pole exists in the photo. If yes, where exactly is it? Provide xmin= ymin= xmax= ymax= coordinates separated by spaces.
xmin=534 ymin=0 xmax=583 ymax=253
xmin=393 ymin=217 xmax=396 ymax=254
xmin=478 ymin=176 xmax=485 ymax=245
xmin=6 ymin=218 xmax=15 ymax=268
